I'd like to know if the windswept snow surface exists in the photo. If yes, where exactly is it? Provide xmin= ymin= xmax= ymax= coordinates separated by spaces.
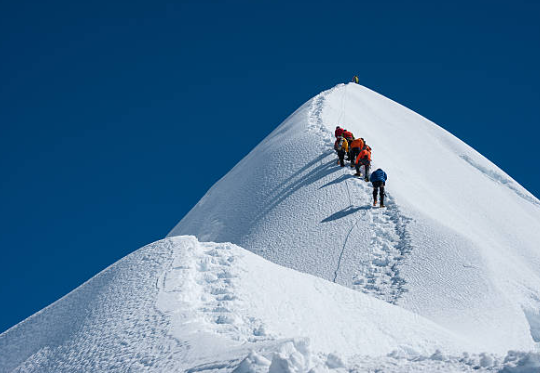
xmin=0 ymin=236 xmax=505 ymax=373
xmin=169 ymin=84 xmax=540 ymax=354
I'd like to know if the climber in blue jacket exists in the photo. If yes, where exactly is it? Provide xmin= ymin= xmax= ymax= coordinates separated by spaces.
xmin=369 ymin=168 xmax=387 ymax=208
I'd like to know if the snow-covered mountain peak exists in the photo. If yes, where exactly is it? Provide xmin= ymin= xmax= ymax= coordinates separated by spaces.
xmin=2 ymin=84 xmax=540 ymax=372
xmin=169 ymin=83 xmax=540 ymax=353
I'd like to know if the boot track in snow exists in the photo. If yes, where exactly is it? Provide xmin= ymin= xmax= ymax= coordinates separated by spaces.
xmin=309 ymin=85 xmax=413 ymax=305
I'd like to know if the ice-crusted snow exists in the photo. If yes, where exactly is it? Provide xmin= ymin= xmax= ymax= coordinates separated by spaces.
xmin=2 ymin=83 xmax=540 ymax=372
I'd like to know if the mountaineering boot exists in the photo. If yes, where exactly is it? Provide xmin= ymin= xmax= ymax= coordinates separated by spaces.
xmin=380 ymin=203 xmax=385 ymax=208
xmin=354 ymin=172 xmax=361 ymax=177
xmin=364 ymin=177 xmax=369 ymax=182
xmin=373 ymin=200 xmax=377 ymax=207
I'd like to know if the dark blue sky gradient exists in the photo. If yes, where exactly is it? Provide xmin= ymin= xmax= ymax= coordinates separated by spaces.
xmin=1 ymin=0 xmax=539 ymax=332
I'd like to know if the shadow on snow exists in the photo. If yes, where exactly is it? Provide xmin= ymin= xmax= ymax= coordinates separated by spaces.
xmin=321 ymin=205 xmax=371 ymax=223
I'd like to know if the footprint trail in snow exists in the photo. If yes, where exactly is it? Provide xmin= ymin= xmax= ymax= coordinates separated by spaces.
xmin=310 ymin=85 xmax=413 ymax=305
xmin=159 ymin=240 xmax=269 ymax=343
xmin=351 ymin=179 xmax=412 ymax=304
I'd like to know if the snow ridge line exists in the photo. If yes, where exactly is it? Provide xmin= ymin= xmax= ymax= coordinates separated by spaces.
xmin=151 ymin=238 xmax=184 ymax=365
xmin=307 ymin=84 xmax=343 ymax=149
xmin=249 ymin=86 xmax=340 ymax=225
xmin=157 ymin=238 xmax=270 ymax=343
xmin=460 ymin=155 xmax=540 ymax=207
xmin=250 ymin=86 xmax=344 ymax=225
xmin=307 ymin=91 xmax=326 ymax=135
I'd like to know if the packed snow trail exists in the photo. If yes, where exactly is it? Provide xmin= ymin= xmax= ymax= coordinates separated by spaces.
xmin=332 ymin=170 xmax=412 ymax=304
xmin=169 ymin=83 xmax=540 ymax=352
xmin=306 ymin=85 xmax=412 ymax=305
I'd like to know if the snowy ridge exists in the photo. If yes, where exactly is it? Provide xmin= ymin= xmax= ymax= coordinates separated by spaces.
xmin=459 ymin=154 xmax=540 ymax=207
xmin=3 ymin=83 xmax=540 ymax=372
xmin=309 ymin=85 xmax=411 ymax=303
xmin=0 ymin=239 xmax=179 ymax=372
xmin=309 ymin=87 xmax=414 ymax=303
xmin=170 ymin=83 xmax=540 ymax=353
xmin=6 ymin=236 xmax=531 ymax=373
xmin=156 ymin=237 xmax=269 ymax=343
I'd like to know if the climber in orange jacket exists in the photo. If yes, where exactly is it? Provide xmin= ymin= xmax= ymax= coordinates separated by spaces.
xmin=349 ymin=138 xmax=365 ymax=168
xmin=355 ymin=145 xmax=372 ymax=181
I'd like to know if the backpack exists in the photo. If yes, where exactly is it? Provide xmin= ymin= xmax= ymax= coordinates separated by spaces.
xmin=336 ymin=138 xmax=344 ymax=151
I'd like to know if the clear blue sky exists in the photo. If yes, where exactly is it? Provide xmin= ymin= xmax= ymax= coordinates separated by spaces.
xmin=1 ymin=0 xmax=539 ymax=333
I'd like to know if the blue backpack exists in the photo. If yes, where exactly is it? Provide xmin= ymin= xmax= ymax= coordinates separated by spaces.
xmin=370 ymin=169 xmax=387 ymax=182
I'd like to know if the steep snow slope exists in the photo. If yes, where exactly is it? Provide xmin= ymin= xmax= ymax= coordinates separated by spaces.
xmin=0 ymin=236 xmax=484 ymax=373
xmin=169 ymin=84 xmax=540 ymax=353
xmin=3 ymin=84 xmax=540 ymax=373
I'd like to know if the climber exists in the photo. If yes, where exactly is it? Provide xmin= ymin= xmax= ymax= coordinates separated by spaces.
xmin=342 ymin=129 xmax=354 ymax=143
xmin=349 ymin=137 xmax=365 ymax=168
xmin=352 ymin=76 xmax=359 ymax=84
xmin=335 ymin=126 xmax=344 ymax=138
xmin=341 ymin=129 xmax=354 ymax=160
xmin=334 ymin=136 xmax=349 ymax=167
xmin=369 ymin=168 xmax=388 ymax=208
xmin=355 ymin=145 xmax=372 ymax=181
